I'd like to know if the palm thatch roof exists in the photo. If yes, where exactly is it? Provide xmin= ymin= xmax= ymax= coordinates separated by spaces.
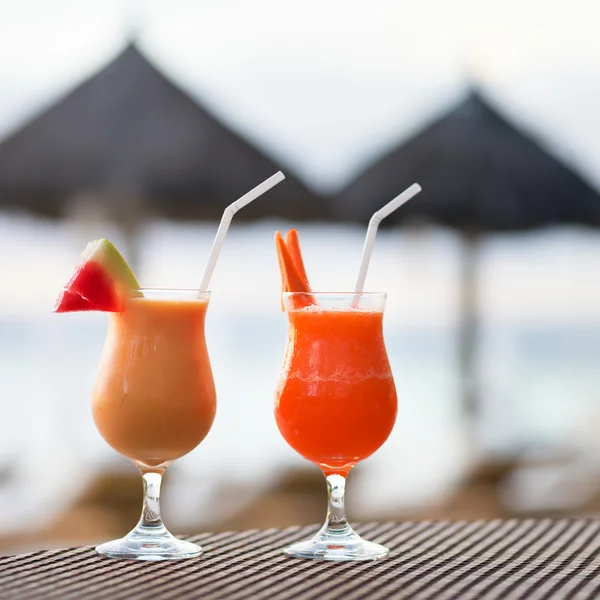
xmin=0 ymin=43 xmax=325 ymax=221
xmin=335 ymin=91 xmax=600 ymax=230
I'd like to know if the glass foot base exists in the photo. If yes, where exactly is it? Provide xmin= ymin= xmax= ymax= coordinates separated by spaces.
xmin=285 ymin=529 xmax=389 ymax=561
xmin=96 ymin=530 xmax=203 ymax=561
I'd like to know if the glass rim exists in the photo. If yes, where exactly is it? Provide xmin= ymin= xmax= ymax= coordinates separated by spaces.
xmin=282 ymin=291 xmax=386 ymax=297
xmin=129 ymin=288 xmax=211 ymax=299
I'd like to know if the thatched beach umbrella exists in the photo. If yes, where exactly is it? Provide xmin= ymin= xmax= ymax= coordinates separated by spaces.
xmin=0 ymin=43 xmax=325 ymax=236
xmin=335 ymin=90 xmax=600 ymax=424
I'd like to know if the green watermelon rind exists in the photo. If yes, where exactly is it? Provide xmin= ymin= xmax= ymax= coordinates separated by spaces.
xmin=83 ymin=239 xmax=141 ymax=293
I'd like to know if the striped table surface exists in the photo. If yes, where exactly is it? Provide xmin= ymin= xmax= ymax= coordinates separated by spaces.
xmin=2 ymin=520 xmax=600 ymax=600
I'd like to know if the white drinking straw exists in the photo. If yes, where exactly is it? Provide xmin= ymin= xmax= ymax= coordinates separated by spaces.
xmin=353 ymin=183 xmax=422 ymax=295
xmin=199 ymin=171 xmax=285 ymax=291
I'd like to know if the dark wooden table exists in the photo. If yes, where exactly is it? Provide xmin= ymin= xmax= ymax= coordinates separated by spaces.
xmin=2 ymin=520 xmax=600 ymax=599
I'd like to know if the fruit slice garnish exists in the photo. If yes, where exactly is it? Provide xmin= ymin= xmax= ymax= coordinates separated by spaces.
xmin=275 ymin=231 xmax=290 ymax=311
xmin=285 ymin=229 xmax=312 ymax=292
xmin=275 ymin=230 xmax=313 ymax=310
xmin=54 ymin=239 xmax=140 ymax=313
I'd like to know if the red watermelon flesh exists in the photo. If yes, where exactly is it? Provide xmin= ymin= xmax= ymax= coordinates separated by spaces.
xmin=57 ymin=262 xmax=123 ymax=312
xmin=54 ymin=290 xmax=95 ymax=313
xmin=54 ymin=239 xmax=140 ymax=313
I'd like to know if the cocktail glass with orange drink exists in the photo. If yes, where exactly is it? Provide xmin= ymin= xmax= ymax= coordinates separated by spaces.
xmin=276 ymin=291 xmax=397 ymax=561
xmin=55 ymin=241 xmax=216 ymax=560
xmin=54 ymin=170 xmax=286 ymax=561
xmin=92 ymin=288 xmax=216 ymax=560
xmin=274 ymin=185 xmax=420 ymax=561
xmin=274 ymin=231 xmax=398 ymax=561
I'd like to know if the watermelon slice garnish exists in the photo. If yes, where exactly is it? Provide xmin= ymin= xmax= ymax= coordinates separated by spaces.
xmin=54 ymin=239 xmax=140 ymax=313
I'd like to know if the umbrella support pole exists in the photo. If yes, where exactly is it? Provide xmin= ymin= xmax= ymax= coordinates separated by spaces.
xmin=459 ymin=230 xmax=480 ymax=441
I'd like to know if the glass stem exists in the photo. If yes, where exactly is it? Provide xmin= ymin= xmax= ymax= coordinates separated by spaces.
xmin=134 ymin=467 xmax=168 ymax=536
xmin=322 ymin=473 xmax=353 ymax=538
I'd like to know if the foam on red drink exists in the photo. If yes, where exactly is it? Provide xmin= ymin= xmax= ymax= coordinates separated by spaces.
xmin=275 ymin=302 xmax=397 ymax=475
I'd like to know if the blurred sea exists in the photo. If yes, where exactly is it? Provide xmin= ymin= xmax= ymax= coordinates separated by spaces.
xmin=1 ymin=214 xmax=600 ymax=537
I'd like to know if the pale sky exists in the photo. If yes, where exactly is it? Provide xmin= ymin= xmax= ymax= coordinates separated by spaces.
xmin=0 ymin=0 xmax=599 ymax=191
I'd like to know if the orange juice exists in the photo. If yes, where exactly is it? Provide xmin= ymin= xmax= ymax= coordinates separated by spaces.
xmin=275 ymin=303 xmax=397 ymax=475
xmin=92 ymin=294 xmax=216 ymax=467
